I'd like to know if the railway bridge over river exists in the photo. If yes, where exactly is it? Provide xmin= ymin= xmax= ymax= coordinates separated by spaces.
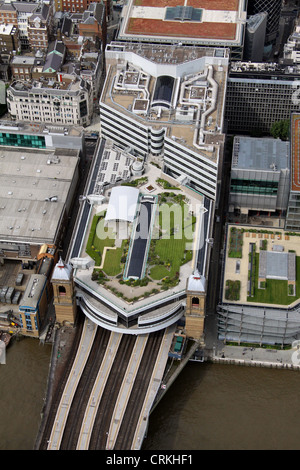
xmin=36 ymin=314 xmax=191 ymax=450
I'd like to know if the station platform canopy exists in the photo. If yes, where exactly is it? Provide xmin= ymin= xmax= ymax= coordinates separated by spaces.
xmin=105 ymin=186 xmax=139 ymax=223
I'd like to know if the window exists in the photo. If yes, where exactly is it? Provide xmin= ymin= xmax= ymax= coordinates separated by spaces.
xmin=58 ymin=285 xmax=66 ymax=296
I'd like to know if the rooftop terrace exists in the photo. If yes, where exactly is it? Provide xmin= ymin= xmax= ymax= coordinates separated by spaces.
xmin=73 ymin=161 xmax=209 ymax=316
xmin=222 ymin=225 xmax=300 ymax=308
xmin=118 ymin=0 xmax=246 ymax=45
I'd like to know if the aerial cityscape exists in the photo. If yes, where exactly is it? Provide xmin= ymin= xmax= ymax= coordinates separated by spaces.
xmin=0 ymin=0 xmax=300 ymax=452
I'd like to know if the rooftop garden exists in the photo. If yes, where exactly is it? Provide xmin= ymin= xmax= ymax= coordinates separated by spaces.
xmin=84 ymin=192 xmax=197 ymax=302
xmin=147 ymin=192 xmax=195 ymax=289
xmin=247 ymin=253 xmax=300 ymax=305
xmin=228 ymin=227 xmax=243 ymax=258
xmin=225 ymin=279 xmax=241 ymax=301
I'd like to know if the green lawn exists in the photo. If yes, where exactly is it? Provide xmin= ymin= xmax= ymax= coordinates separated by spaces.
xmin=86 ymin=213 xmax=117 ymax=266
xmin=149 ymin=265 xmax=170 ymax=280
xmin=86 ymin=200 xmax=195 ymax=285
xmin=247 ymin=253 xmax=300 ymax=305
xmin=102 ymin=242 xmax=127 ymax=276
xmin=149 ymin=201 xmax=195 ymax=281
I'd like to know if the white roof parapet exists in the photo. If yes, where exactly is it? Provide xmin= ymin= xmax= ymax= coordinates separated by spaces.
xmin=70 ymin=257 xmax=94 ymax=270
xmin=86 ymin=194 xmax=106 ymax=205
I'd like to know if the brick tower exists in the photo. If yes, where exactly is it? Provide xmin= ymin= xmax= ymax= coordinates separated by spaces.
xmin=51 ymin=257 xmax=77 ymax=326
xmin=185 ymin=270 xmax=206 ymax=341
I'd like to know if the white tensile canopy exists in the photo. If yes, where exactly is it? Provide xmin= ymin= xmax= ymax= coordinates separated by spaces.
xmin=105 ymin=186 xmax=139 ymax=223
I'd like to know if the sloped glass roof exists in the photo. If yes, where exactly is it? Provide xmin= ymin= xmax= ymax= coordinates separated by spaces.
xmin=165 ymin=6 xmax=203 ymax=22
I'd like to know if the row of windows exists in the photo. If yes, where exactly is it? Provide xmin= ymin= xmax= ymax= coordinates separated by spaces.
xmin=101 ymin=105 xmax=148 ymax=133
xmin=19 ymin=109 xmax=77 ymax=118
xmin=0 ymin=133 xmax=46 ymax=148
xmin=18 ymin=313 xmax=38 ymax=331
xmin=101 ymin=122 xmax=148 ymax=154
xmin=164 ymin=146 xmax=217 ymax=181
xmin=165 ymin=159 xmax=216 ymax=199
xmin=165 ymin=140 xmax=217 ymax=172
xmin=100 ymin=115 xmax=148 ymax=147
xmin=101 ymin=125 xmax=147 ymax=155
xmin=164 ymin=152 xmax=217 ymax=192
xmin=231 ymin=179 xmax=278 ymax=195
xmin=101 ymin=114 xmax=164 ymax=154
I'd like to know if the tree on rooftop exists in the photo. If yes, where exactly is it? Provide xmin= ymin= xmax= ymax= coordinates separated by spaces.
xmin=270 ymin=119 xmax=290 ymax=141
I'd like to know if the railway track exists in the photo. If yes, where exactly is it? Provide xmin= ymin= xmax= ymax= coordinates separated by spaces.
xmin=38 ymin=315 xmax=85 ymax=450
xmin=88 ymin=333 xmax=137 ymax=449
xmin=47 ymin=316 xmax=98 ymax=449
xmin=38 ymin=314 xmax=167 ymax=451
xmin=59 ymin=327 xmax=111 ymax=450
xmin=114 ymin=329 xmax=165 ymax=450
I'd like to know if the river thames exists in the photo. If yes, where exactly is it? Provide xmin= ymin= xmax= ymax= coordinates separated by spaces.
xmin=1 ymin=336 xmax=300 ymax=450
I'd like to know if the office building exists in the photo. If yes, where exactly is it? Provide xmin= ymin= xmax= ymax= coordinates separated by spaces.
xmin=286 ymin=113 xmax=300 ymax=230
xmin=117 ymin=0 xmax=247 ymax=60
xmin=217 ymin=224 xmax=300 ymax=346
xmin=247 ymin=0 xmax=283 ymax=44
xmin=0 ymin=120 xmax=85 ymax=155
xmin=100 ymin=41 xmax=229 ymax=201
xmin=7 ymin=76 xmax=93 ymax=127
xmin=225 ymin=61 xmax=300 ymax=135
xmin=243 ymin=12 xmax=267 ymax=61
xmin=229 ymin=136 xmax=290 ymax=215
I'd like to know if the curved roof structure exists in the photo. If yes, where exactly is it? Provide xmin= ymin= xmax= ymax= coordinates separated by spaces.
xmin=105 ymin=186 xmax=139 ymax=223
xmin=152 ymin=75 xmax=175 ymax=108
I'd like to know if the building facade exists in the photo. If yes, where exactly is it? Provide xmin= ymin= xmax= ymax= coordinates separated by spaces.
xmin=225 ymin=61 xmax=300 ymax=135
xmin=7 ymin=76 xmax=93 ymax=127
xmin=54 ymin=0 xmax=113 ymax=22
xmin=229 ymin=136 xmax=290 ymax=215
xmin=0 ymin=120 xmax=85 ymax=154
xmin=0 ymin=24 xmax=20 ymax=54
xmin=0 ymin=2 xmax=18 ymax=28
xmin=247 ymin=0 xmax=283 ymax=44
xmin=286 ymin=113 xmax=300 ymax=231
xmin=78 ymin=2 xmax=107 ymax=49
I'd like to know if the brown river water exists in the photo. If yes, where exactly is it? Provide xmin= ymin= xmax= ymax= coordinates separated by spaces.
xmin=1 ymin=337 xmax=300 ymax=450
